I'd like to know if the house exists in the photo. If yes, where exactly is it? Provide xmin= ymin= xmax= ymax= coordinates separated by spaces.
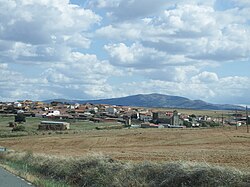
xmin=139 ymin=112 xmax=152 ymax=122
xmin=43 ymin=110 xmax=61 ymax=117
xmin=14 ymin=102 xmax=22 ymax=108
xmin=106 ymin=106 xmax=117 ymax=114
xmin=32 ymin=101 xmax=45 ymax=109
xmin=152 ymin=110 xmax=183 ymax=126
xmin=38 ymin=121 xmax=70 ymax=130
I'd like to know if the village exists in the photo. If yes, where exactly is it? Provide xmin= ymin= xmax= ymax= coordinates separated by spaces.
xmin=0 ymin=100 xmax=249 ymax=131
xmin=0 ymin=100 xmax=250 ymax=187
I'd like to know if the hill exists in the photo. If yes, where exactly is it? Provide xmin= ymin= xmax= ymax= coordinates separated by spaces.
xmin=44 ymin=93 xmax=244 ymax=110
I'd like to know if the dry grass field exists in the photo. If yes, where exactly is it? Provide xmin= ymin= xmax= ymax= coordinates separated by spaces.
xmin=0 ymin=126 xmax=250 ymax=171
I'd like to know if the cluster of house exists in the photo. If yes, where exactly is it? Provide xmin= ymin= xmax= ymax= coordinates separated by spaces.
xmin=0 ymin=100 xmax=249 ymax=130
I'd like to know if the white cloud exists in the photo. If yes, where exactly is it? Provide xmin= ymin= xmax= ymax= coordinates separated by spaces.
xmin=127 ymin=66 xmax=199 ymax=82
xmin=64 ymin=34 xmax=91 ymax=49
xmin=89 ymin=0 xmax=167 ymax=20
xmin=0 ymin=0 xmax=101 ymax=62
xmin=92 ymin=0 xmax=122 ymax=8
xmin=96 ymin=24 xmax=141 ymax=40
xmin=0 ymin=50 xmax=122 ymax=100
xmin=0 ymin=0 xmax=249 ymax=105
xmin=105 ymin=42 xmax=189 ymax=68
xmin=37 ymin=52 xmax=123 ymax=98
xmin=97 ymin=2 xmax=250 ymax=65
xmin=191 ymin=71 xmax=219 ymax=83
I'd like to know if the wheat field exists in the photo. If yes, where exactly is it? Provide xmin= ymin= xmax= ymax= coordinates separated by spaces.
xmin=0 ymin=126 xmax=249 ymax=171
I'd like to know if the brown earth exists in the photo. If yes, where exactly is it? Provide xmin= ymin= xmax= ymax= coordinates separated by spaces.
xmin=0 ymin=127 xmax=250 ymax=171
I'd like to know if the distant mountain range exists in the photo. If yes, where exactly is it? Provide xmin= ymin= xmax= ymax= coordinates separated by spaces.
xmin=43 ymin=93 xmax=245 ymax=110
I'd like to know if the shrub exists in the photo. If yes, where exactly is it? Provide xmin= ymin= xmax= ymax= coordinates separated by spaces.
xmin=12 ymin=125 xmax=25 ymax=132
xmin=183 ymin=121 xmax=192 ymax=128
xmin=8 ymin=122 xmax=17 ymax=127
xmin=200 ymin=121 xmax=220 ymax=128
xmin=209 ymin=122 xmax=220 ymax=127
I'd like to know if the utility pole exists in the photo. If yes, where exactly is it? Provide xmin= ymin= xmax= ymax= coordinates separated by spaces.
xmin=247 ymin=106 xmax=249 ymax=133
xmin=235 ymin=109 xmax=238 ymax=130
xmin=221 ymin=113 xmax=224 ymax=126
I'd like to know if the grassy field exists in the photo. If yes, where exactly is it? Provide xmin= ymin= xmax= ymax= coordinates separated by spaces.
xmin=0 ymin=115 xmax=120 ymax=137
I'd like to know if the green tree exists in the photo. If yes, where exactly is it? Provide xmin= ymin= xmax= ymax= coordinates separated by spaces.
xmin=190 ymin=114 xmax=196 ymax=118
xmin=15 ymin=113 xmax=26 ymax=123
xmin=183 ymin=120 xmax=192 ymax=128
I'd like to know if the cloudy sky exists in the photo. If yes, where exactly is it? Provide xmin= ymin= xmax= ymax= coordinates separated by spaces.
xmin=0 ymin=0 xmax=249 ymax=105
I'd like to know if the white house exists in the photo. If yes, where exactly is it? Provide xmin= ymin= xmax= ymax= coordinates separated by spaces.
xmin=14 ymin=102 xmax=22 ymax=108
xmin=93 ymin=107 xmax=99 ymax=113
xmin=106 ymin=107 xmax=117 ymax=114
xmin=139 ymin=114 xmax=152 ymax=122
xmin=46 ymin=110 xmax=60 ymax=117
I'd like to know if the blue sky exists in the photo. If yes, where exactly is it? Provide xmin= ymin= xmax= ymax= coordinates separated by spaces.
xmin=0 ymin=0 xmax=249 ymax=105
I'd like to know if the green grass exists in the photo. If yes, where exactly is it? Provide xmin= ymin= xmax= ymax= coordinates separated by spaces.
xmin=0 ymin=115 xmax=41 ymax=137
xmin=70 ymin=121 xmax=120 ymax=131
xmin=0 ymin=115 xmax=123 ymax=138
xmin=1 ymin=151 xmax=249 ymax=187
xmin=1 ymin=160 xmax=70 ymax=187
xmin=0 ymin=115 xmax=14 ymax=133
xmin=0 ymin=151 xmax=70 ymax=187
xmin=34 ymin=179 xmax=70 ymax=187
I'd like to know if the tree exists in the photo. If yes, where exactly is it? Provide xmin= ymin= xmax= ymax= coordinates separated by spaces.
xmin=183 ymin=121 xmax=192 ymax=128
xmin=15 ymin=113 xmax=26 ymax=123
xmin=190 ymin=114 xmax=196 ymax=118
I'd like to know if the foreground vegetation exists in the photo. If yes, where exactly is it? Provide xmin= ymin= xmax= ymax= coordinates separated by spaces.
xmin=0 ymin=151 xmax=249 ymax=187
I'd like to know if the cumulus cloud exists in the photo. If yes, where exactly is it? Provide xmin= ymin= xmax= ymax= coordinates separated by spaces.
xmin=91 ymin=0 xmax=122 ymax=8
xmin=89 ymin=0 xmax=167 ymax=20
xmin=191 ymin=71 xmax=219 ymax=83
xmin=0 ymin=0 xmax=249 ymax=105
xmin=96 ymin=24 xmax=141 ymax=41
xmin=49 ymin=52 xmax=121 ymax=84
xmin=0 ymin=52 xmax=121 ymax=100
xmin=98 ymin=2 xmax=250 ymax=65
xmin=0 ymin=63 xmax=50 ymax=101
xmin=0 ymin=0 xmax=116 ymax=100
xmin=104 ymin=42 xmax=189 ymax=68
xmin=0 ymin=0 xmax=101 ymax=62
xmin=32 ymin=52 xmax=123 ymax=99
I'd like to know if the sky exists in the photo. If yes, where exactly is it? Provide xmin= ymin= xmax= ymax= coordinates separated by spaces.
xmin=0 ymin=0 xmax=250 ymax=105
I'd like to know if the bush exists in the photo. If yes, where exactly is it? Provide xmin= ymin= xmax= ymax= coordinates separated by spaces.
xmin=183 ymin=121 xmax=192 ymax=128
xmin=12 ymin=125 xmax=25 ymax=132
xmin=8 ymin=122 xmax=17 ymax=127
xmin=201 ymin=121 xmax=220 ymax=128
xmin=209 ymin=122 xmax=220 ymax=127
